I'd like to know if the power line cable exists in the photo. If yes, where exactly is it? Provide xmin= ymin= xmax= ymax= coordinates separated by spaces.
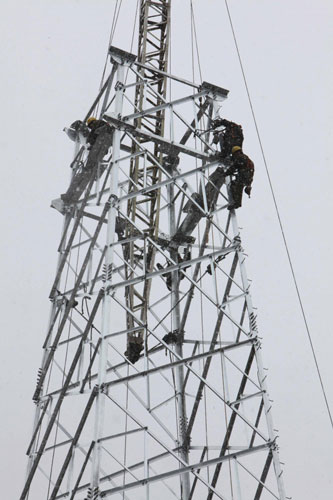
xmin=190 ymin=0 xmax=203 ymax=83
xmin=223 ymin=0 xmax=333 ymax=430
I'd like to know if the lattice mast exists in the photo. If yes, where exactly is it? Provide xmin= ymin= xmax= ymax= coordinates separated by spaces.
xmin=20 ymin=2 xmax=287 ymax=500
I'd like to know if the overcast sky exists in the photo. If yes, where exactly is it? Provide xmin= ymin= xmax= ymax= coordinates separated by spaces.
xmin=0 ymin=1 xmax=332 ymax=498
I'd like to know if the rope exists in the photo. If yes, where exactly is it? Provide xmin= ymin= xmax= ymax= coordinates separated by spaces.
xmin=96 ymin=0 xmax=123 ymax=116
xmin=224 ymin=0 xmax=333 ymax=430
xmin=190 ymin=0 xmax=203 ymax=83
xmin=125 ymin=0 xmax=140 ymax=84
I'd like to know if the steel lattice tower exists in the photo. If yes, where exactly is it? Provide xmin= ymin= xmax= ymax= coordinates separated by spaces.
xmin=21 ymin=2 xmax=287 ymax=499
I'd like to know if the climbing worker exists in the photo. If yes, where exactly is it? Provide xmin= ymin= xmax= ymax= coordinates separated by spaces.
xmin=60 ymin=118 xmax=114 ymax=205
xmin=86 ymin=117 xmax=113 ymax=149
xmin=226 ymin=146 xmax=254 ymax=210
xmin=212 ymin=118 xmax=244 ymax=158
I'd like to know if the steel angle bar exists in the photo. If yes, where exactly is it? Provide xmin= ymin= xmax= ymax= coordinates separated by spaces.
xmin=102 ymin=446 xmax=138 ymax=481
xmin=183 ymin=343 xmax=200 ymax=390
xmin=108 ymin=295 xmax=259 ymax=439
xmin=84 ymin=66 xmax=117 ymax=122
xmin=184 ymin=339 xmax=236 ymax=346
xmin=100 ymin=441 xmax=270 ymax=498
xmin=56 ymin=449 xmax=180 ymax=499
xmin=186 ymin=253 xmax=240 ymax=437
xmin=130 ymin=66 xmax=216 ymax=153
xmin=69 ymin=441 xmax=95 ymax=500
xmin=57 ymin=213 xmax=75 ymax=254
xmin=179 ymin=220 xmax=212 ymax=332
xmin=50 ymin=164 xmax=103 ymax=300
xmin=70 ymin=236 xmax=94 ymax=250
xmin=223 ymin=352 xmax=262 ymax=393
xmin=102 ymin=446 xmax=141 ymax=483
xmin=80 ymin=339 xmax=101 ymax=393
xmin=104 ymin=339 xmax=254 ymax=390
xmin=147 ymin=305 xmax=171 ymax=334
xmin=250 ymin=399 xmax=265 ymax=448
xmin=148 ymin=463 xmax=181 ymax=500
xmin=188 ymin=447 xmax=207 ymax=500
xmin=180 ymin=99 xmax=210 ymax=145
xmin=236 ymin=453 xmax=277 ymax=500
xmin=44 ymin=438 xmax=73 ymax=454
xmin=206 ymin=346 xmax=258 ymax=500
xmin=221 ymin=292 xmax=248 ymax=307
xmin=20 ymin=292 xmax=104 ymax=500
xmin=66 ymin=316 xmax=84 ymax=336
xmin=124 ymin=90 xmax=208 ymax=122
xmin=116 ymin=308 xmax=265 ymax=441
xmin=78 ymin=223 xmax=104 ymax=252
xmin=105 ymin=325 xmax=143 ymax=340
xmin=99 ymin=64 xmax=118 ymax=117
xmin=134 ymin=61 xmax=201 ymax=89
xmin=214 ymin=261 xmax=247 ymax=294
xmin=138 ymin=237 xmax=247 ymax=335
xmin=105 ymin=115 xmax=210 ymax=160
xmin=40 ymin=414 xmax=116 ymax=500
xmin=42 ymin=304 xmax=62 ymax=349
xmin=119 ymin=134 xmax=230 ymax=240
xmin=36 ymin=465 xmax=62 ymax=494
xmin=26 ymin=398 xmax=51 ymax=456
xmin=99 ymin=427 xmax=147 ymax=443
xmin=108 ymin=245 xmax=237 ymax=293
xmin=149 ymin=394 xmax=177 ymax=412
xmin=104 ymin=394 xmax=228 ymax=500
xmin=34 ymin=200 xmax=111 ymax=401
xmin=230 ymin=391 xmax=264 ymax=407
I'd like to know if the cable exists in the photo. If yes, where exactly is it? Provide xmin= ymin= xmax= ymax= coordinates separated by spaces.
xmin=125 ymin=0 xmax=140 ymax=84
xmin=96 ymin=0 xmax=123 ymax=115
xmin=190 ymin=0 xmax=203 ymax=83
xmin=224 ymin=0 xmax=333 ymax=430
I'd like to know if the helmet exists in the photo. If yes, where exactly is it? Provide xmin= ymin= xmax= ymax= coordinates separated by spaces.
xmin=232 ymin=146 xmax=242 ymax=154
xmin=87 ymin=117 xmax=97 ymax=125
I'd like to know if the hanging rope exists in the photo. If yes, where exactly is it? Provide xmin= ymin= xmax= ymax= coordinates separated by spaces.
xmin=223 ymin=0 xmax=333 ymax=430
xmin=190 ymin=0 xmax=203 ymax=83
xmin=96 ymin=0 xmax=123 ymax=116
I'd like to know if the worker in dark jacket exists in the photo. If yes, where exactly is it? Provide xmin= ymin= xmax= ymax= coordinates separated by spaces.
xmin=226 ymin=146 xmax=254 ymax=210
xmin=212 ymin=118 xmax=244 ymax=158
xmin=86 ymin=117 xmax=113 ymax=149
xmin=60 ymin=118 xmax=114 ymax=204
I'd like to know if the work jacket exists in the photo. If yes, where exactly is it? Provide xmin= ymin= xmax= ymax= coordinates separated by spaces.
xmin=229 ymin=150 xmax=254 ymax=186
xmin=87 ymin=120 xmax=112 ymax=146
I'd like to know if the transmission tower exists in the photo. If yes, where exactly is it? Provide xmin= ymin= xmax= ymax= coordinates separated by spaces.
xmin=21 ymin=2 xmax=287 ymax=499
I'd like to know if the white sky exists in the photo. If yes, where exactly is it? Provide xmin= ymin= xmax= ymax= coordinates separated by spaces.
xmin=0 ymin=0 xmax=332 ymax=498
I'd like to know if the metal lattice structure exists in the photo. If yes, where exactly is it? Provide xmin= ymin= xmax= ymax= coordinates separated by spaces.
xmin=21 ymin=4 xmax=287 ymax=500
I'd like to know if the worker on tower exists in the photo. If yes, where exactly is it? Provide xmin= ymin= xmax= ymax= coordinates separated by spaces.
xmin=60 ymin=117 xmax=114 ymax=204
xmin=86 ymin=117 xmax=113 ymax=149
xmin=212 ymin=118 xmax=244 ymax=158
xmin=226 ymin=146 xmax=254 ymax=210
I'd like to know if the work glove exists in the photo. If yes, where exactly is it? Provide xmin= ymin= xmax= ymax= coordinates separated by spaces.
xmin=244 ymin=186 xmax=252 ymax=197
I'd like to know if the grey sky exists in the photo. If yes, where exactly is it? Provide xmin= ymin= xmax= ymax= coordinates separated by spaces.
xmin=0 ymin=0 xmax=332 ymax=498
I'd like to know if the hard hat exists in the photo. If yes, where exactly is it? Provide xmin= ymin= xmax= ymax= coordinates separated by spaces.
xmin=87 ymin=117 xmax=97 ymax=125
xmin=232 ymin=146 xmax=242 ymax=154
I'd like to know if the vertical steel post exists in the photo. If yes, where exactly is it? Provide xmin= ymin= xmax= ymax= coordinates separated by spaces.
xmin=168 ymin=179 xmax=191 ymax=499
xmin=90 ymin=61 xmax=125 ymax=495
